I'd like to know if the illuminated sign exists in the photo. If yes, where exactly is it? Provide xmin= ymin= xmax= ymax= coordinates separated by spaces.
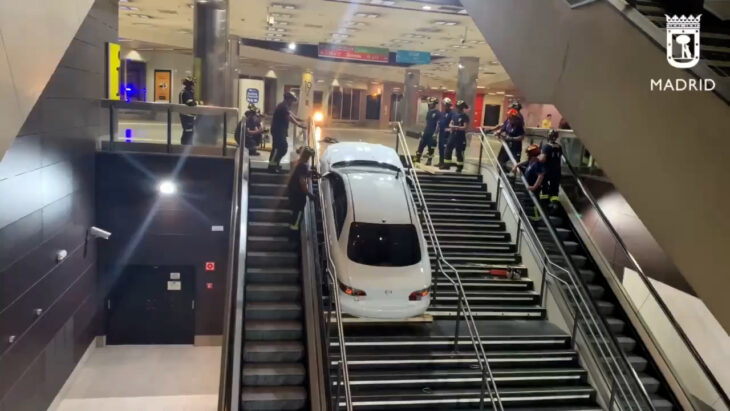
xmin=318 ymin=43 xmax=389 ymax=63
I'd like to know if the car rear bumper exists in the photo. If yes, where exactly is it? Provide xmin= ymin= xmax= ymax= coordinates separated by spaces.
xmin=339 ymin=293 xmax=430 ymax=319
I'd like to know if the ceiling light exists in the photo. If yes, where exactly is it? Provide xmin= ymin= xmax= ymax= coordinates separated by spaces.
xmin=331 ymin=33 xmax=350 ymax=38
xmin=477 ymin=85 xmax=486 ymax=88
xmin=120 ymin=5 xmax=139 ymax=11
xmin=458 ymin=63 xmax=464 ymax=69
xmin=355 ymin=12 xmax=380 ymax=18
xmin=265 ymin=69 xmax=278 ymax=78
xmin=488 ymin=60 xmax=500 ymax=65
xmin=370 ymin=0 xmax=395 ymax=4
xmin=458 ymin=9 xmax=468 ymax=14
xmin=317 ymin=79 xmax=325 ymax=83
xmin=267 ymin=27 xmax=287 ymax=32
xmin=267 ymin=33 xmax=285 ymax=38
xmin=288 ymin=42 xmax=297 ymax=50
xmin=332 ymin=78 xmax=340 ymax=87
xmin=271 ymin=3 xmax=297 ymax=10
xmin=496 ymin=91 xmax=505 ymax=95
xmin=270 ymin=12 xmax=292 ymax=18
xmin=159 ymin=180 xmax=177 ymax=195
xmin=434 ymin=21 xmax=458 ymax=26
xmin=345 ymin=21 xmax=367 ymax=27
xmin=273 ymin=20 xmax=290 ymax=26
xmin=450 ymin=44 xmax=470 ymax=49
xmin=265 ymin=37 xmax=283 ymax=42
xmin=422 ymin=5 xmax=432 ymax=10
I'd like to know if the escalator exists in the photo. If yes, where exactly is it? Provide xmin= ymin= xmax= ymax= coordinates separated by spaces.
xmin=509 ymin=173 xmax=678 ymax=411
xmin=461 ymin=0 xmax=730 ymax=331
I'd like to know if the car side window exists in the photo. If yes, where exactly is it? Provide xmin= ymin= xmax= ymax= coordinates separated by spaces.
xmin=330 ymin=173 xmax=348 ymax=238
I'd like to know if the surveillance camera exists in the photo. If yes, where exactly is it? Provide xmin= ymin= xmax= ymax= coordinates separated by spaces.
xmin=88 ymin=226 xmax=112 ymax=240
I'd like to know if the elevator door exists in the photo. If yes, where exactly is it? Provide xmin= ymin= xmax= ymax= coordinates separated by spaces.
xmin=107 ymin=265 xmax=195 ymax=345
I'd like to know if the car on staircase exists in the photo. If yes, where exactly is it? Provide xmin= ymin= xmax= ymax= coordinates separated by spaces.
xmin=319 ymin=142 xmax=432 ymax=319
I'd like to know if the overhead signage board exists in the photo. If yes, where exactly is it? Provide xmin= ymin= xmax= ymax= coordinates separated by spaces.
xmin=396 ymin=50 xmax=431 ymax=65
xmin=318 ymin=43 xmax=389 ymax=63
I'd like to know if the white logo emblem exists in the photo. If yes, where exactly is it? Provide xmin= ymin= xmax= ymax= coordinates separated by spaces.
xmin=666 ymin=15 xmax=701 ymax=69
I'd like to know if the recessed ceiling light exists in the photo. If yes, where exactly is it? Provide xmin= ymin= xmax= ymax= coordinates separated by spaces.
xmin=354 ymin=12 xmax=380 ymax=18
xmin=267 ymin=27 xmax=287 ymax=32
xmin=488 ymin=60 xmax=500 ymax=65
xmin=271 ymin=3 xmax=297 ymax=10
xmin=345 ymin=21 xmax=367 ymax=27
xmin=265 ymin=37 xmax=283 ymax=42
xmin=288 ymin=42 xmax=297 ymax=50
xmin=266 ymin=33 xmax=285 ymax=38
xmin=488 ymin=92 xmax=497 ymax=95
xmin=450 ymin=44 xmax=470 ymax=49
xmin=370 ymin=0 xmax=395 ymax=4
xmin=434 ymin=21 xmax=458 ymax=26
xmin=404 ymin=33 xmax=427 ymax=39
xmin=422 ymin=5 xmax=432 ymax=10
xmin=331 ymin=33 xmax=350 ymax=38
xmin=496 ymin=91 xmax=505 ymax=95
xmin=458 ymin=9 xmax=468 ymax=14
xmin=273 ymin=20 xmax=290 ymax=26
xmin=270 ymin=12 xmax=292 ymax=18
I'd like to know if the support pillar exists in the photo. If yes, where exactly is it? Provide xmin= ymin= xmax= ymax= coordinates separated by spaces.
xmin=193 ymin=0 xmax=229 ymax=144
xmin=297 ymin=70 xmax=315 ymax=121
xmin=457 ymin=56 xmax=479 ymax=115
xmin=401 ymin=69 xmax=420 ymax=131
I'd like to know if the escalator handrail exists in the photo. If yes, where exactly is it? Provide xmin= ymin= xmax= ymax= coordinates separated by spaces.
xmin=308 ymin=120 xmax=354 ymax=411
xmin=395 ymin=122 xmax=504 ymax=411
xmin=477 ymin=129 xmax=654 ymax=411
xmin=218 ymin=130 xmax=250 ymax=411
xmin=561 ymin=157 xmax=730 ymax=407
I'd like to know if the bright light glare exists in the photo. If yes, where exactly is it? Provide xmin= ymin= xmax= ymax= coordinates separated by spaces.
xmin=313 ymin=111 xmax=324 ymax=123
xmin=422 ymin=5 xmax=431 ymax=10
xmin=315 ymin=126 xmax=322 ymax=143
xmin=288 ymin=42 xmax=297 ymax=50
xmin=159 ymin=180 xmax=177 ymax=195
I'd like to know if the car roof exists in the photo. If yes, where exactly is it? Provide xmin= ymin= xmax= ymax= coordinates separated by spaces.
xmin=343 ymin=171 xmax=413 ymax=225
xmin=322 ymin=142 xmax=403 ymax=171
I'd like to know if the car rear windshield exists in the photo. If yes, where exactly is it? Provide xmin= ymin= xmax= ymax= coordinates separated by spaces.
xmin=347 ymin=222 xmax=421 ymax=267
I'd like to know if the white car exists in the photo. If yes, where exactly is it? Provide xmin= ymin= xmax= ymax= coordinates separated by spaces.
xmin=319 ymin=142 xmax=432 ymax=319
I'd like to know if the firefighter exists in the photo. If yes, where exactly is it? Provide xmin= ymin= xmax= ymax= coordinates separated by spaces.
xmin=178 ymin=77 xmax=196 ymax=145
xmin=269 ymin=91 xmax=306 ymax=173
xmin=414 ymin=97 xmax=441 ymax=166
xmin=436 ymin=98 xmax=454 ymax=168
xmin=512 ymin=144 xmax=546 ymax=220
xmin=495 ymin=108 xmax=525 ymax=167
xmin=439 ymin=100 xmax=470 ymax=173
xmin=540 ymin=129 xmax=563 ymax=207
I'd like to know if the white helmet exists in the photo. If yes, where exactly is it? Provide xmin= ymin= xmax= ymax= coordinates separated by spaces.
xmin=442 ymin=97 xmax=452 ymax=106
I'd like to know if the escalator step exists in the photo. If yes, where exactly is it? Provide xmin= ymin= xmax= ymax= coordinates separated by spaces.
xmin=244 ymin=341 xmax=304 ymax=363
xmin=243 ymin=363 xmax=305 ymax=386
xmin=241 ymin=386 xmax=306 ymax=410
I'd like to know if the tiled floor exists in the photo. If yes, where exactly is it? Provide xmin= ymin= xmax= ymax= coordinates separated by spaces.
xmin=51 ymin=345 xmax=221 ymax=411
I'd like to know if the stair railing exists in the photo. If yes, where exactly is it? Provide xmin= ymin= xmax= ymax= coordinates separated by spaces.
xmin=394 ymin=122 xmax=504 ymax=411
xmin=560 ymin=157 xmax=730 ymax=410
xmin=477 ymin=128 xmax=655 ymax=411
xmin=304 ymin=118 xmax=354 ymax=411
xmin=218 ymin=126 xmax=250 ymax=411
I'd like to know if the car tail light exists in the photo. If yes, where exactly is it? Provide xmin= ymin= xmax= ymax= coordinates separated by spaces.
xmin=409 ymin=288 xmax=430 ymax=301
xmin=339 ymin=281 xmax=366 ymax=297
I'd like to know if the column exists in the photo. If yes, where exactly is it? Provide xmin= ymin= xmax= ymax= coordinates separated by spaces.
xmin=297 ymin=70 xmax=315 ymax=120
xmin=457 ymin=56 xmax=479 ymax=114
xmin=193 ymin=0 xmax=229 ymax=144
xmin=401 ymin=69 xmax=420 ymax=131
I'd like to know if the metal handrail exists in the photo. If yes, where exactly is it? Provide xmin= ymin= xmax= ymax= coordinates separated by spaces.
xmin=561 ymin=157 xmax=730 ymax=407
xmin=307 ymin=119 xmax=354 ymax=411
xmin=218 ymin=126 xmax=250 ymax=411
xmin=394 ymin=122 xmax=503 ymax=411
xmin=477 ymin=128 xmax=654 ymax=410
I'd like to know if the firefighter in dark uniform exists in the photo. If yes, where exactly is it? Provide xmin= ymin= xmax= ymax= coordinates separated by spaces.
xmin=540 ymin=129 xmax=563 ymax=207
xmin=495 ymin=108 xmax=525 ymax=167
xmin=234 ymin=104 xmax=264 ymax=156
xmin=178 ymin=77 xmax=196 ymax=145
xmin=287 ymin=146 xmax=317 ymax=239
xmin=436 ymin=98 xmax=454 ymax=168
xmin=269 ymin=91 xmax=306 ymax=173
xmin=513 ymin=144 xmax=546 ymax=220
xmin=440 ymin=100 xmax=470 ymax=173
xmin=414 ymin=97 xmax=441 ymax=166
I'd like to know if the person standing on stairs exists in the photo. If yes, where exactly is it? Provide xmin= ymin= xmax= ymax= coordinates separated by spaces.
xmin=436 ymin=98 xmax=454 ymax=168
xmin=415 ymin=97 xmax=442 ymax=166
xmin=440 ymin=100 xmax=470 ymax=173
xmin=495 ymin=108 xmax=525 ymax=168
xmin=269 ymin=91 xmax=307 ymax=173
xmin=287 ymin=146 xmax=317 ymax=240
xmin=512 ymin=144 xmax=546 ymax=219
xmin=178 ymin=76 xmax=197 ymax=145
xmin=540 ymin=129 xmax=563 ymax=210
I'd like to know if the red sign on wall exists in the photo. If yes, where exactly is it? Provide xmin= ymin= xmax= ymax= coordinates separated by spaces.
xmin=205 ymin=262 xmax=215 ymax=271
xmin=318 ymin=43 xmax=389 ymax=63
xmin=206 ymin=282 xmax=214 ymax=289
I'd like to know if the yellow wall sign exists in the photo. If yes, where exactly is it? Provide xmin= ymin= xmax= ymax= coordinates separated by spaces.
xmin=106 ymin=42 xmax=121 ymax=100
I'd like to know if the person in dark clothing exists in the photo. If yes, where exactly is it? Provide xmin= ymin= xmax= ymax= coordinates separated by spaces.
xmin=495 ymin=108 xmax=525 ymax=166
xmin=440 ymin=100 xmax=470 ymax=173
xmin=436 ymin=98 xmax=454 ymax=168
xmin=558 ymin=117 xmax=571 ymax=130
xmin=178 ymin=77 xmax=196 ymax=145
xmin=234 ymin=104 xmax=264 ymax=156
xmin=513 ymin=144 xmax=546 ymax=219
xmin=540 ymin=130 xmax=563 ymax=205
xmin=287 ymin=146 xmax=317 ymax=239
xmin=269 ymin=91 xmax=306 ymax=173
xmin=414 ymin=97 xmax=441 ymax=166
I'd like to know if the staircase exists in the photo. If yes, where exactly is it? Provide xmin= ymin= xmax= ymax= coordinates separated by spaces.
xmin=241 ymin=169 xmax=308 ymax=411
xmin=511 ymin=178 xmax=677 ymax=411
xmin=321 ymin=170 xmax=600 ymax=410
xmin=414 ymin=172 xmax=543 ymax=320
